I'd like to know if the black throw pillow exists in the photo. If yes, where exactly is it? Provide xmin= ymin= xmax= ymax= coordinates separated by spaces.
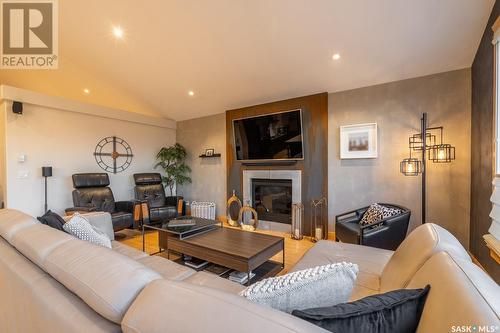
xmin=292 ymin=285 xmax=430 ymax=333
xmin=37 ymin=210 xmax=66 ymax=231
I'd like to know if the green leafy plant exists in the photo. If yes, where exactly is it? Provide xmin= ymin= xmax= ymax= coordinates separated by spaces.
xmin=154 ymin=143 xmax=192 ymax=196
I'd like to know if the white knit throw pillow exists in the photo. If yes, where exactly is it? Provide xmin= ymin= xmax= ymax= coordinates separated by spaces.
xmin=239 ymin=262 xmax=358 ymax=313
xmin=63 ymin=213 xmax=112 ymax=248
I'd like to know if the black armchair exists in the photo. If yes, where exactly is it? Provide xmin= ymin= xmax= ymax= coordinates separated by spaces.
xmin=133 ymin=173 xmax=184 ymax=226
xmin=65 ymin=173 xmax=138 ymax=232
xmin=335 ymin=203 xmax=411 ymax=251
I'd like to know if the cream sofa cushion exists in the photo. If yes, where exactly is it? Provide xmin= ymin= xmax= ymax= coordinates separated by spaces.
xmin=44 ymin=239 xmax=162 ymax=324
xmin=380 ymin=223 xmax=471 ymax=292
xmin=10 ymin=223 xmax=74 ymax=267
xmin=111 ymin=241 xmax=149 ymax=260
xmin=121 ymin=280 xmax=329 ymax=333
xmin=184 ymin=271 xmax=246 ymax=294
xmin=0 ymin=238 xmax=120 ymax=333
xmin=407 ymin=252 xmax=500 ymax=333
xmin=0 ymin=210 xmax=164 ymax=327
xmin=0 ymin=208 xmax=37 ymax=241
xmin=290 ymin=240 xmax=393 ymax=300
xmin=136 ymin=255 xmax=195 ymax=281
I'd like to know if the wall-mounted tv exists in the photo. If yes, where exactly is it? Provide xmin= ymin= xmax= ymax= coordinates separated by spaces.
xmin=233 ymin=109 xmax=304 ymax=161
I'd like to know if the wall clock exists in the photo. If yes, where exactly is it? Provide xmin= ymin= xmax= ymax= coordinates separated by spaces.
xmin=94 ymin=136 xmax=133 ymax=174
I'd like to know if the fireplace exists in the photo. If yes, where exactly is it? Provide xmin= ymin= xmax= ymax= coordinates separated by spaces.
xmin=251 ymin=178 xmax=292 ymax=224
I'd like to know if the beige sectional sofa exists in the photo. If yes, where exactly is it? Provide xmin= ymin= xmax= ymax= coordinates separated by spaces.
xmin=0 ymin=208 xmax=498 ymax=333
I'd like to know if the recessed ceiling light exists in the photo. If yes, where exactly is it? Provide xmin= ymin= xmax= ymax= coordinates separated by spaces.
xmin=332 ymin=53 xmax=341 ymax=60
xmin=188 ymin=91 xmax=195 ymax=96
xmin=83 ymin=88 xmax=90 ymax=94
xmin=112 ymin=26 xmax=124 ymax=39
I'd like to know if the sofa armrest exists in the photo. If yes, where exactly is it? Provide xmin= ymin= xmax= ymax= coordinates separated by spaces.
xmin=62 ymin=212 xmax=115 ymax=240
xmin=82 ymin=212 xmax=115 ymax=241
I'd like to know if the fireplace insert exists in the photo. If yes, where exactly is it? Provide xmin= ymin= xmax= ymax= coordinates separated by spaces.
xmin=251 ymin=178 xmax=292 ymax=224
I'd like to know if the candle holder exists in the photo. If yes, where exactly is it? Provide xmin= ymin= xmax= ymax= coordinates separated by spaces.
xmin=311 ymin=198 xmax=327 ymax=242
xmin=291 ymin=203 xmax=304 ymax=240
xmin=226 ymin=190 xmax=242 ymax=227
xmin=238 ymin=201 xmax=259 ymax=231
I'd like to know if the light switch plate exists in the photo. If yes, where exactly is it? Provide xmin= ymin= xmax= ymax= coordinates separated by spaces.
xmin=17 ymin=170 xmax=29 ymax=179
xmin=17 ymin=154 xmax=26 ymax=163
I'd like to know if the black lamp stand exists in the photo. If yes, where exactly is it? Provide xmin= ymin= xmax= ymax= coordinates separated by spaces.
xmin=400 ymin=113 xmax=455 ymax=224
xmin=421 ymin=113 xmax=427 ymax=224
xmin=42 ymin=167 xmax=52 ymax=213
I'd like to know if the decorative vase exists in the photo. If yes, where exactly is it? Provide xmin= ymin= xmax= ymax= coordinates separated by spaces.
xmin=238 ymin=202 xmax=259 ymax=231
xmin=291 ymin=203 xmax=304 ymax=240
xmin=226 ymin=190 xmax=242 ymax=227
xmin=311 ymin=198 xmax=328 ymax=242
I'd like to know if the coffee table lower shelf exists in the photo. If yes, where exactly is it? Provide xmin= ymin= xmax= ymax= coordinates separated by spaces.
xmin=172 ymin=257 xmax=283 ymax=285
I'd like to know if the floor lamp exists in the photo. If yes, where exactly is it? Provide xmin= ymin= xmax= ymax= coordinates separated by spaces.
xmin=399 ymin=113 xmax=456 ymax=224
xmin=42 ymin=166 xmax=52 ymax=213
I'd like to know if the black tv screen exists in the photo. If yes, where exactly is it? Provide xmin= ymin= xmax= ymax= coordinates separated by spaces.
xmin=233 ymin=109 xmax=304 ymax=161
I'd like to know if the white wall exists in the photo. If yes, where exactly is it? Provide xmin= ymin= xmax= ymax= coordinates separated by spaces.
xmin=2 ymin=101 xmax=175 ymax=217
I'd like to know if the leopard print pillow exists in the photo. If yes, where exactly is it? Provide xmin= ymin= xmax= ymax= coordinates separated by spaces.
xmin=359 ymin=203 xmax=403 ymax=226
xmin=380 ymin=205 xmax=404 ymax=219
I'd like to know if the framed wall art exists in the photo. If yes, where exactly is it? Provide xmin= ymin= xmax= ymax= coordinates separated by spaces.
xmin=340 ymin=123 xmax=378 ymax=159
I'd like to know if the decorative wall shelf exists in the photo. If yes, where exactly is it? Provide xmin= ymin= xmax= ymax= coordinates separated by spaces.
xmin=199 ymin=153 xmax=221 ymax=158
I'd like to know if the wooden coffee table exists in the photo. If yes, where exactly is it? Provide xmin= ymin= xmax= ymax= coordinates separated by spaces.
xmin=160 ymin=227 xmax=285 ymax=285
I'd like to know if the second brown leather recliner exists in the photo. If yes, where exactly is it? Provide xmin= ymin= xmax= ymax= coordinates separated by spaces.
xmin=133 ymin=173 xmax=184 ymax=225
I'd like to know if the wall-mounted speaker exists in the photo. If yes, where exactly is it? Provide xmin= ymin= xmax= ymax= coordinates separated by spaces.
xmin=12 ymin=101 xmax=23 ymax=115
xmin=42 ymin=166 xmax=53 ymax=177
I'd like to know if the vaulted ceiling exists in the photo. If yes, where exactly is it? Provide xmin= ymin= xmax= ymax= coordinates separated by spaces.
xmin=0 ymin=0 xmax=494 ymax=121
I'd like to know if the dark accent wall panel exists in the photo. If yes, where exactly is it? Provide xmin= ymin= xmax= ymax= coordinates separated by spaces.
xmin=471 ymin=0 xmax=500 ymax=282
xmin=226 ymin=93 xmax=328 ymax=236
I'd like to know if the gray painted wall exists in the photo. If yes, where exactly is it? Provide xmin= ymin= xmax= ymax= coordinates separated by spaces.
xmin=328 ymin=69 xmax=472 ymax=247
xmin=176 ymin=113 xmax=227 ymax=217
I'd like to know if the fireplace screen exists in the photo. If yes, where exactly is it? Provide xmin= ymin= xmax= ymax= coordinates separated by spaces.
xmin=251 ymin=178 xmax=292 ymax=224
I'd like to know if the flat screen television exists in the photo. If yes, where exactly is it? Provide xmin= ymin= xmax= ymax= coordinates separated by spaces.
xmin=233 ymin=109 xmax=304 ymax=161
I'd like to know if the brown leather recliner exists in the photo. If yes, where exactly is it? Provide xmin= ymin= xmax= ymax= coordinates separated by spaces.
xmin=133 ymin=173 xmax=184 ymax=225
xmin=65 ymin=173 xmax=136 ymax=231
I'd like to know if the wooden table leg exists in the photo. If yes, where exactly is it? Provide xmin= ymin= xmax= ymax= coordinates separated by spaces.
xmin=142 ymin=224 xmax=145 ymax=252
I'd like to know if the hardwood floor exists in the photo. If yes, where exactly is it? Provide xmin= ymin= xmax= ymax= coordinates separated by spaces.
xmin=116 ymin=223 xmax=334 ymax=275
xmin=117 ymin=224 xmax=489 ymax=277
